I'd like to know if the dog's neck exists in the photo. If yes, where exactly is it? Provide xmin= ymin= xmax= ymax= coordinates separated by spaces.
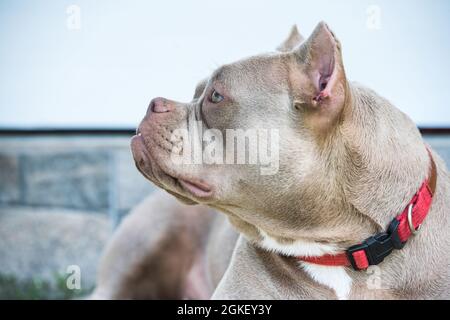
xmin=251 ymin=82 xmax=431 ymax=248
xmin=304 ymin=82 xmax=430 ymax=240
xmin=341 ymin=83 xmax=430 ymax=228
xmin=255 ymin=83 xmax=443 ymax=299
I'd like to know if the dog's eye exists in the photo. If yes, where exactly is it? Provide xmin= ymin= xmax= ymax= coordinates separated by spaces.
xmin=209 ymin=89 xmax=224 ymax=104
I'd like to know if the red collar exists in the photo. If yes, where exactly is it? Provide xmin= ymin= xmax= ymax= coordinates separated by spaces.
xmin=296 ymin=148 xmax=437 ymax=271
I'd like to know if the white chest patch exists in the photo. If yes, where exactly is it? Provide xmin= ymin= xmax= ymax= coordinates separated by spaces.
xmin=257 ymin=229 xmax=352 ymax=300
xmin=300 ymin=263 xmax=352 ymax=300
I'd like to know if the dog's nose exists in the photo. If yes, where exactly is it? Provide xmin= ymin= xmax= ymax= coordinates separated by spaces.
xmin=148 ymin=97 xmax=174 ymax=115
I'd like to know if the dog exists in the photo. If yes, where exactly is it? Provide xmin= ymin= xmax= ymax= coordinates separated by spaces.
xmin=92 ymin=22 xmax=450 ymax=299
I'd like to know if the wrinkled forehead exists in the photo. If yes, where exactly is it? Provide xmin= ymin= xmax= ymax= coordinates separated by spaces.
xmin=210 ymin=53 xmax=290 ymax=94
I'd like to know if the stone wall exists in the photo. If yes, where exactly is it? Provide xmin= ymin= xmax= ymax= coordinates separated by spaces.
xmin=0 ymin=134 xmax=155 ymax=298
xmin=1 ymin=133 xmax=450 ymax=298
xmin=0 ymin=135 xmax=155 ymax=223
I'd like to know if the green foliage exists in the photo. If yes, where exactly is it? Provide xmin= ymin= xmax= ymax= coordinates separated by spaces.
xmin=0 ymin=273 xmax=93 ymax=300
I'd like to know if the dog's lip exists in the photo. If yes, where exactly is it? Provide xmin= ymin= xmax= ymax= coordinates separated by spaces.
xmin=131 ymin=133 xmax=213 ymax=199
xmin=178 ymin=178 xmax=213 ymax=198
xmin=130 ymin=133 xmax=146 ymax=157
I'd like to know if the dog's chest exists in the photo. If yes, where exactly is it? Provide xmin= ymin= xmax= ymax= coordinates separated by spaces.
xmin=257 ymin=229 xmax=353 ymax=300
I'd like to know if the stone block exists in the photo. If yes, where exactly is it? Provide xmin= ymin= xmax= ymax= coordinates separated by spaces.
xmin=0 ymin=153 xmax=20 ymax=205
xmin=21 ymin=152 xmax=110 ymax=212
xmin=0 ymin=207 xmax=110 ymax=295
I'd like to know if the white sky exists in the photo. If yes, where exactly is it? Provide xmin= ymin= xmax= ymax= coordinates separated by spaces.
xmin=0 ymin=0 xmax=449 ymax=128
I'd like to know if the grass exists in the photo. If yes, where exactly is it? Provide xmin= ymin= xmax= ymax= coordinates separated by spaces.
xmin=0 ymin=273 xmax=93 ymax=300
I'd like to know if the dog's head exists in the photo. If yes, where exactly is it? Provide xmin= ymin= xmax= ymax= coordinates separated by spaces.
xmin=132 ymin=22 xmax=353 ymax=241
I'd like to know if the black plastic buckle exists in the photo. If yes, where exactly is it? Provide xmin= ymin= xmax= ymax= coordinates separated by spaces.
xmin=346 ymin=218 xmax=406 ymax=270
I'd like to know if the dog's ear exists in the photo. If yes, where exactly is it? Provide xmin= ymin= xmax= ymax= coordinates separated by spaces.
xmin=290 ymin=22 xmax=348 ymax=133
xmin=276 ymin=25 xmax=304 ymax=52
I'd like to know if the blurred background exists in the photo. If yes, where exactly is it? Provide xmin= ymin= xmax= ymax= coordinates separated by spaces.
xmin=0 ymin=0 xmax=449 ymax=299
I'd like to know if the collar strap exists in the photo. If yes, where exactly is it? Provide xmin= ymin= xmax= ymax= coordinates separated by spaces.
xmin=297 ymin=148 xmax=437 ymax=271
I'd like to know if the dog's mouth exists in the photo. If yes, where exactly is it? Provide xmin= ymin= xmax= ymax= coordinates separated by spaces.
xmin=131 ymin=132 xmax=214 ymax=202
xmin=178 ymin=178 xmax=213 ymax=198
